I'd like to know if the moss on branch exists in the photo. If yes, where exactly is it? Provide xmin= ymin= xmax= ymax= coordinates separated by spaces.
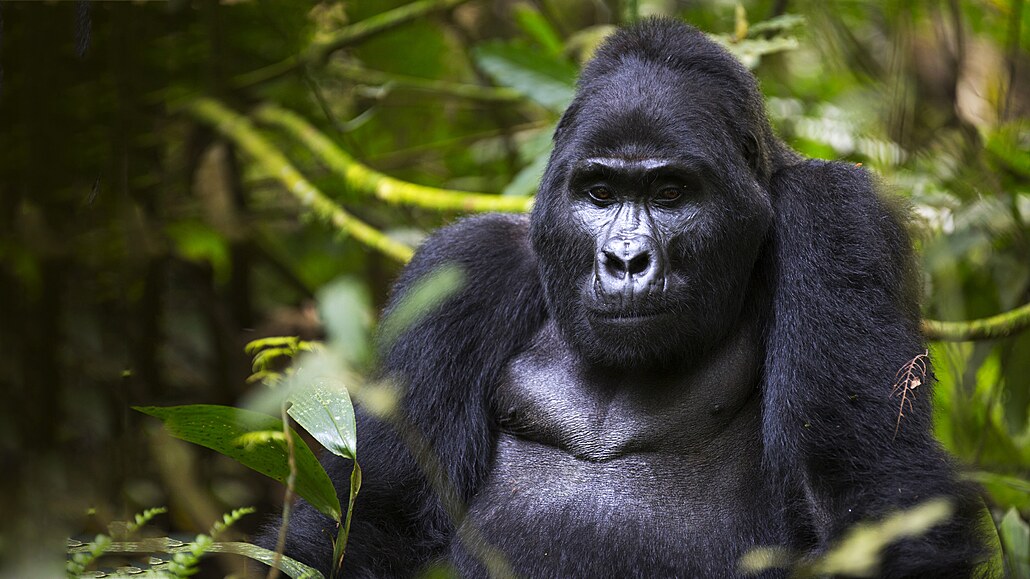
xmin=923 ymin=301 xmax=1030 ymax=341
xmin=255 ymin=105 xmax=534 ymax=213
xmin=186 ymin=98 xmax=414 ymax=263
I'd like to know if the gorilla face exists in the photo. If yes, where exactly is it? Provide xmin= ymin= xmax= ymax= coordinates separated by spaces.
xmin=531 ymin=57 xmax=774 ymax=367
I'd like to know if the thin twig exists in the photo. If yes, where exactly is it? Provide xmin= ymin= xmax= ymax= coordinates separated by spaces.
xmin=267 ymin=402 xmax=298 ymax=579
xmin=891 ymin=349 xmax=929 ymax=440
xmin=232 ymin=0 xmax=473 ymax=89
xmin=334 ymin=63 xmax=522 ymax=103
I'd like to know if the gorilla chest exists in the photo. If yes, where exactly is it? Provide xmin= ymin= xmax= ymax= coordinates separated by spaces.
xmin=493 ymin=321 xmax=762 ymax=460
xmin=460 ymin=322 xmax=780 ymax=575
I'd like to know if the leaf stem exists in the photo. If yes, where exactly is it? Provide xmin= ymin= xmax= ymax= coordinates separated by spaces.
xmin=331 ymin=462 xmax=362 ymax=576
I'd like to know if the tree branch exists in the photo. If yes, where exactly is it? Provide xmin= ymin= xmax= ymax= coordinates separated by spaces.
xmin=232 ymin=0 xmax=473 ymax=89
xmin=923 ymin=301 xmax=1030 ymax=341
xmin=185 ymin=98 xmax=414 ymax=264
xmin=255 ymin=105 xmax=534 ymax=213
xmin=334 ymin=62 xmax=523 ymax=103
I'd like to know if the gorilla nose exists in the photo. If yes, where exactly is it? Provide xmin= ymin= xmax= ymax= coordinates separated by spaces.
xmin=602 ymin=247 xmax=650 ymax=279
xmin=596 ymin=236 xmax=663 ymax=297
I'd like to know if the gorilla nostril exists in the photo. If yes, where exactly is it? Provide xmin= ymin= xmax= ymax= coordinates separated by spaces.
xmin=603 ymin=251 xmax=627 ymax=279
xmin=628 ymin=253 xmax=650 ymax=276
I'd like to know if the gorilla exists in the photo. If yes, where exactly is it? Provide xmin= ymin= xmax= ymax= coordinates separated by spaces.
xmin=267 ymin=19 xmax=987 ymax=578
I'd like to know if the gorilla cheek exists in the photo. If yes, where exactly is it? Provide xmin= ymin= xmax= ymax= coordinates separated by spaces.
xmin=663 ymin=235 xmax=749 ymax=342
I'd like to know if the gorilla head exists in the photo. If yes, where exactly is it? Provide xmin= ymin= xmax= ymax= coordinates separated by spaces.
xmin=530 ymin=21 xmax=782 ymax=367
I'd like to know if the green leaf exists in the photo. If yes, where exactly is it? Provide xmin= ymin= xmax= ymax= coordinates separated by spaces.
xmin=318 ymin=279 xmax=373 ymax=366
xmin=472 ymin=41 xmax=576 ymax=112
xmin=565 ymin=25 xmax=616 ymax=63
xmin=288 ymin=380 xmax=357 ymax=461
xmin=377 ymin=264 xmax=464 ymax=348
xmin=245 ymin=336 xmax=300 ymax=356
xmin=746 ymin=14 xmax=805 ymax=37
xmin=1000 ymin=508 xmax=1030 ymax=579
xmin=810 ymin=498 xmax=953 ymax=576
xmin=966 ymin=471 xmax=1030 ymax=512
xmin=708 ymin=34 xmax=799 ymax=69
xmin=979 ymin=503 xmax=1007 ymax=579
xmin=166 ymin=221 xmax=231 ymax=284
xmin=501 ymin=148 xmax=551 ymax=198
xmin=512 ymin=5 xmax=563 ymax=56
xmin=220 ymin=542 xmax=325 ymax=579
xmin=135 ymin=405 xmax=341 ymax=521
xmin=986 ymin=123 xmax=1030 ymax=177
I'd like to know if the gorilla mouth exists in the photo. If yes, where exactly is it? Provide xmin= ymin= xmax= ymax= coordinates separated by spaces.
xmin=588 ymin=310 xmax=672 ymax=324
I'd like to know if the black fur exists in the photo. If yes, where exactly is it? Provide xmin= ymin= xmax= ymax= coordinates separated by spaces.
xmin=261 ymin=19 xmax=987 ymax=578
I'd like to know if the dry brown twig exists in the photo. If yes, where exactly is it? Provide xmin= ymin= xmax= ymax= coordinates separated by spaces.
xmin=891 ymin=349 xmax=930 ymax=440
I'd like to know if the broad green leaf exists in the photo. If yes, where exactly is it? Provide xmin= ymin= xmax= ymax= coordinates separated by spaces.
xmin=513 ymin=5 xmax=563 ymax=56
xmin=967 ymin=472 xmax=1030 ymax=512
xmin=1000 ymin=508 xmax=1030 ymax=579
xmin=135 ymin=405 xmax=341 ymax=521
xmin=978 ymin=503 xmax=1007 ymax=579
xmin=472 ymin=41 xmax=576 ymax=112
xmin=288 ymin=380 xmax=357 ymax=461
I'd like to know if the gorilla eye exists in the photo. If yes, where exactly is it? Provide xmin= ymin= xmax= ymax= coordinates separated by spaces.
xmin=587 ymin=186 xmax=614 ymax=204
xmin=656 ymin=186 xmax=684 ymax=203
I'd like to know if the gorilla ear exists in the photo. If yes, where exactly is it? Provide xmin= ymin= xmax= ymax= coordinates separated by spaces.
xmin=553 ymin=100 xmax=582 ymax=142
xmin=743 ymin=129 xmax=771 ymax=183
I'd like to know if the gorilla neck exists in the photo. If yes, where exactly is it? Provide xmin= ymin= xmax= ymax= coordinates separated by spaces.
xmin=496 ymin=312 xmax=763 ymax=461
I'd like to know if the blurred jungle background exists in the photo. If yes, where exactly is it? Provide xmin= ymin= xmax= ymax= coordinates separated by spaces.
xmin=0 ymin=0 xmax=1028 ymax=577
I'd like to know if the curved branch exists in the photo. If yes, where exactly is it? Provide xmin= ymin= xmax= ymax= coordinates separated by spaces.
xmin=923 ymin=301 xmax=1030 ymax=341
xmin=186 ymin=98 xmax=414 ymax=264
xmin=233 ymin=0 xmax=473 ymax=89
xmin=334 ymin=63 xmax=523 ymax=103
xmin=255 ymin=105 xmax=534 ymax=213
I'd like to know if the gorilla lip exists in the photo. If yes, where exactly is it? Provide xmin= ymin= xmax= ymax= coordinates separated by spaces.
xmin=588 ymin=310 xmax=671 ymax=324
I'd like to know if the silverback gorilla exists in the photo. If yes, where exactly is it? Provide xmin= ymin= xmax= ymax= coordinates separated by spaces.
xmin=266 ymin=19 xmax=987 ymax=578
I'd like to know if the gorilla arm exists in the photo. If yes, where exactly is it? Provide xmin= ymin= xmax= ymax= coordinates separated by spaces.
xmin=763 ymin=160 xmax=988 ymax=575
xmin=265 ymin=214 xmax=546 ymax=578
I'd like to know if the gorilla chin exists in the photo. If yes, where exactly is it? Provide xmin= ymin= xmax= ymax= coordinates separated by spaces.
xmin=584 ymin=312 xmax=685 ymax=367
xmin=582 ymin=295 xmax=693 ymax=367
